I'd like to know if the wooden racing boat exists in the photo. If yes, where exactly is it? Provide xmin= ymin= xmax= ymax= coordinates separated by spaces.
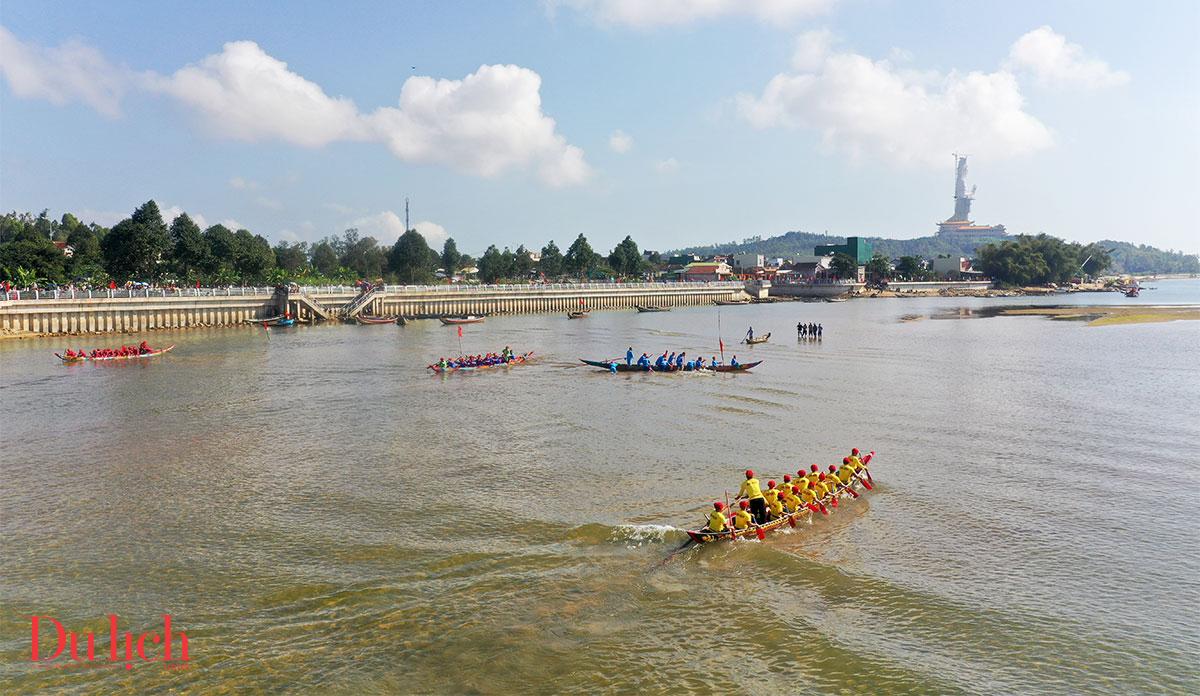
xmin=57 ymin=345 xmax=176 ymax=363
xmin=429 ymin=352 xmax=533 ymax=374
xmin=440 ymin=315 xmax=485 ymax=325
xmin=743 ymin=332 xmax=771 ymax=345
xmin=579 ymin=358 xmax=762 ymax=373
xmin=635 ymin=305 xmax=670 ymax=312
xmin=356 ymin=315 xmax=398 ymax=325
xmin=686 ymin=477 xmax=869 ymax=544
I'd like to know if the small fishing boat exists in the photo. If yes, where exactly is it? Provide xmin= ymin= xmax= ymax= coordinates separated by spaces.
xmin=246 ymin=315 xmax=284 ymax=324
xmin=269 ymin=318 xmax=296 ymax=327
xmin=743 ymin=332 xmax=771 ymax=345
xmin=635 ymin=305 xmax=670 ymax=313
xmin=440 ymin=315 xmax=486 ymax=325
xmin=1124 ymin=287 xmax=1140 ymax=298
xmin=567 ymin=311 xmax=589 ymax=319
xmin=57 ymin=345 xmax=176 ymax=363
xmin=579 ymin=359 xmax=762 ymax=373
xmin=356 ymin=315 xmax=398 ymax=325
xmin=825 ymin=297 xmax=848 ymax=303
xmin=429 ymin=352 xmax=534 ymax=374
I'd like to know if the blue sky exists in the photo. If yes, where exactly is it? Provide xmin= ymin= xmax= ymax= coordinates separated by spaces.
xmin=2 ymin=1 xmax=1197 ymax=255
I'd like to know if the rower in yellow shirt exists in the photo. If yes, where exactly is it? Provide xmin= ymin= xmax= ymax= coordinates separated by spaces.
xmin=763 ymin=480 xmax=780 ymax=508
xmin=781 ymin=486 xmax=801 ymax=513
xmin=733 ymin=501 xmax=754 ymax=531
xmin=848 ymin=448 xmax=864 ymax=470
xmin=736 ymin=469 xmax=768 ymax=524
xmin=766 ymin=492 xmax=785 ymax=519
xmin=707 ymin=502 xmax=728 ymax=534
xmin=836 ymin=463 xmax=856 ymax=488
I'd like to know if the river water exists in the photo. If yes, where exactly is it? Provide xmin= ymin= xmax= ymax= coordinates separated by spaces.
xmin=2 ymin=279 xmax=1198 ymax=694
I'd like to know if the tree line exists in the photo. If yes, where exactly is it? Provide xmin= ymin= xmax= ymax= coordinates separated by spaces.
xmin=0 ymin=201 xmax=656 ymax=287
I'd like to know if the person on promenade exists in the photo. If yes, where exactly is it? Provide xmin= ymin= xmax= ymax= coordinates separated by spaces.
xmin=706 ymin=502 xmax=728 ymax=534
xmin=626 ymin=347 xmax=634 ymax=366
xmin=732 ymin=501 xmax=753 ymax=531
xmin=736 ymin=470 xmax=768 ymax=524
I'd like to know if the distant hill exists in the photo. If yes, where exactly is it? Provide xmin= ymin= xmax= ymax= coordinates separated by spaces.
xmin=674 ymin=230 xmax=1006 ymax=260
xmin=673 ymin=230 xmax=1198 ymax=275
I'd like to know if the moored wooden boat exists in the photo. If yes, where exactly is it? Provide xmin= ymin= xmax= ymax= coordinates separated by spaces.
xmin=429 ymin=352 xmax=534 ymax=374
xmin=567 ymin=311 xmax=589 ymax=319
xmin=579 ymin=358 xmax=762 ymax=373
xmin=714 ymin=299 xmax=751 ymax=306
xmin=56 ymin=345 xmax=176 ymax=363
xmin=440 ymin=315 xmax=485 ymax=325
xmin=356 ymin=315 xmax=398 ymax=325
xmin=635 ymin=305 xmax=670 ymax=312
xmin=743 ymin=332 xmax=771 ymax=345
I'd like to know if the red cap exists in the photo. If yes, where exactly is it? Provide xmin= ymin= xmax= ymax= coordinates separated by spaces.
xmin=745 ymin=469 xmax=754 ymax=478
xmin=852 ymin=448 xmax=860 ymax=455
xmin=739 ymin=500 xmax=749 ymax=509
xmin=810 ymin=464 xmax=818 ymax=472
xmin=768 ymin=480 xmax=776 ymax=488
xmin=819 ymin=473 xmax=826 ymax=480
xmin=714 ymin=501 xmax=725 ymax=511
xmin=783 ymin=474 xmax=792 ymax=482
xmin=808 ymin=481 xmax=815 ymax=488
xmin=829 ymin=465 xmax=837 ymax=471
xmin=843 ymin=457 xmax=850 ymax=464
xmin=792 ymin=486 xmax=801 ymax=494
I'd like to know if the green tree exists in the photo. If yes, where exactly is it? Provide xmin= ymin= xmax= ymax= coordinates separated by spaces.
xmin=389 ymin=229 xmax=437 ymax=283
xmin=478 ymin=245 xmax=504 ymax=283
xmin=232 ymin=229 xmax=275 ymax=283
xmin=339 ymin=229 xmax=386 ymax=279
xmin=499 ymin=247 xmax=517 ymax=280
xmin=101 ymin=200 xmax=171 ymax=281
xmin=441 ymin=238 xmax=461 ymax=278
xmin=538 ymin=240 xmax=563 ymax=278
xmin=564 ymin=234 xmax=598 ymax=279
xmin=169 ymin=213 xmax=208 ymax=282
xmin=894 ymin=256 xmax=925 ymax=280
xmin=66 ymin=223 xmax=105 ymax=281
xmin=830 ymin=252 xmax=857 ymax=279
xmin=0 ymin=239 xmax=67 ymax=284
xmin=865 ymin=254 xmax=892 ymax=282
xmin=607 ymin=235 xmax=644 ymax=277
xmin=310 ymin=241 xmax=339 ymax=276
xmin=514 ymin=244 xmax=534 ymax=279
xmin=202 ymin=224 xmax=236 ymax=277
xmin=273 ymin=241 xmax=309 ymax=273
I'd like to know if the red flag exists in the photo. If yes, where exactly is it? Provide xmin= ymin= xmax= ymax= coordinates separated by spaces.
xmin=457 ymin=326 xmax=463 ymax=338
xmin=579 ymin=298 xmax=585 ymax=306
xmin=719 ymin=338 xmax=724 ymax=353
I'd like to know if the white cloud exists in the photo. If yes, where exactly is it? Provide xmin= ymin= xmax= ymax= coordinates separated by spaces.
xmin=255 ymin=196 xmax=283 ymax=210
xmin=3 ymin=31 xmax=591 ymax=187
xmin=609 ymin=129 xmax=633 ymax=153
xmin=551 ymin=0 xmax=834 ymax=28
xmin=655 ymin=157 xmax=680 ymax=173
xmin=791 ymin=29 xmax=834 ymax=71
xmin=348 ymin=211 xmax=449 ymax=246
xmin=0 ymin=25 xmax=133 ymax=117
xmin=220 ymin=218 xmax=245 ymax=231
xmin=737 ymin=34 xmax=1053 ymax=167
xmin=160 ymin=205 xmax=208 ymax=230
xmin=1007 ymin=26 xmax=1129 ymax=89
xmin=412 ymin=221 xmax=449 ymax=246
xmin=229 ymin=176 xmax=259 ymax=190
xmin=150 ymin=41 xmax=367 ymax=147
xmin=367 ymin=63 xmax=590 ymax=186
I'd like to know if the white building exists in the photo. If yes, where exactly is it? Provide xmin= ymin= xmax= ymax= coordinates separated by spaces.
xmin=731 ymin=253 xmax=764 ymax=270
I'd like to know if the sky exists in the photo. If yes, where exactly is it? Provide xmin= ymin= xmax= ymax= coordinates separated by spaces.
xmin=1 ymin=1 xmax=1197 ymax=255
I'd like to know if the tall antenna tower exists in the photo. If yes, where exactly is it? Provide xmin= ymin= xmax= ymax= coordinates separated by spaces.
xmin=405 ymin=198 xmax=410 ymax=232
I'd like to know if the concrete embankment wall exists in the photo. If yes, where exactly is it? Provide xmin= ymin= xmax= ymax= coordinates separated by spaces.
xmin=0 ymin=295 xmax=279 ymax=337
xmin=2 ymin=283 xmax=746 ymax=337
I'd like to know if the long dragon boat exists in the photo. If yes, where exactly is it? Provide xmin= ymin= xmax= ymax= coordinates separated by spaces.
xmin=429 ymin=352 xmax=534 ymax=374
xmin=685 ymin=474 xmax=872 ymax=544
xmin=579 ymin=358 xmax=761 ymax=373
xmin=56 ymin=345 xmax=176 ymax=363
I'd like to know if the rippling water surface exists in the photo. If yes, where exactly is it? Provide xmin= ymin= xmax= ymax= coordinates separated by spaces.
xmin=2 ymin=280 xmax=1199 ymax=694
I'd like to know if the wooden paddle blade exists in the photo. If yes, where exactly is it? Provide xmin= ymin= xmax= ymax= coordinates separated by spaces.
xmin=808 ymin=504 xmax=820 ymax=514
xmin=847 ymin=488 xmax=860 ymax=498
xmin=830 ymin=496 xmax=838 ymax=508
xmin=818 ymin=502 xmax=829 ymax=515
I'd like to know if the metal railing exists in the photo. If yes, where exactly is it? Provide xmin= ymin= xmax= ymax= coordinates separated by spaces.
xmin=2 ymin=280 xmax=745 ymax=302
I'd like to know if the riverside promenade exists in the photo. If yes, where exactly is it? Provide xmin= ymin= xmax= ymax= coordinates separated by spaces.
xmin=0 ymin=281 xmax=748 ymax=337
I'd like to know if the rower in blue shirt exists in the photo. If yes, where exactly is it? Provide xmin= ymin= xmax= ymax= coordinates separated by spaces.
xmin=654 ymin=353 xmax=668 ymax=370
xmin=675 ymin=352 xmax=685 ymax=370
xmin=667 ymin=351 xmax=676 ymax=367
xmin=730 ymin=355 xmax=740 ymax=368
xmin=626 ymin=347 xmax=634 ymax=366
xmin=638 ymin=353 xmax=651 ymax=370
